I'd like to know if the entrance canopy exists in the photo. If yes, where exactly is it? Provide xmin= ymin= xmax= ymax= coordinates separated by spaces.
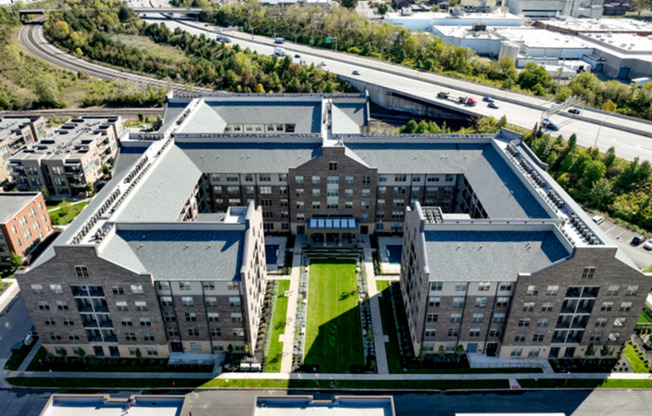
xmin=308 ymin=218 xmax=357 ymax=230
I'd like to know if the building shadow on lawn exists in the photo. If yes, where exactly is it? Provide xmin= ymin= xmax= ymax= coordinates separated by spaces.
xmin=302 ymin=306 xmax=366 ymax=374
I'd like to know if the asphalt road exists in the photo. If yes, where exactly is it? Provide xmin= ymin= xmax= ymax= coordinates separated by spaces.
xmin=0 ymin=295 xmax=34 ymax=362
xmin=132 ymin=0 xmax=652 ymax=163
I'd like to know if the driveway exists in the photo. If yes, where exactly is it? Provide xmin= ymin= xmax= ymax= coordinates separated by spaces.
xmin=596 ymin=219 xmax=652 ymax=270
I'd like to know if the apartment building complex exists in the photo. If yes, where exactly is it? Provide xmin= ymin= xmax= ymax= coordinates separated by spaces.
xmin=18 ymin=92 xmax=648 ymax=361
xmin=0 ymin=116 xmax=48 ymax=183
xmin=0 ymin=191 xmax=52 ymax=266
xmin=9 ymin=117 xmax=124 ymax=198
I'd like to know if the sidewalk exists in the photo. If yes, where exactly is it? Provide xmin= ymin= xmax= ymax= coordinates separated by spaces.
xmin=279 ymin=236 xmax=305 ymax=373
xmin=360 ymin=235 xmax=389 ymax=375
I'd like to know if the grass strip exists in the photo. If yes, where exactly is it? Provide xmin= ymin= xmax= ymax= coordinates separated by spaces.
xmin=518 ymin=378 xmax=652 ymax=389
xmin=266 ymin=280 xmax=291 ymax=373
xmin=623 ymin=343 xmax=650 ymax=374
xmin=201 ymin=378 xmax=509 ymax=390
xmin=376 ymin=281 xmax=403 ymax=373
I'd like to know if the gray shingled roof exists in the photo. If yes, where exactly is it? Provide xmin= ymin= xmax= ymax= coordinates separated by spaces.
xmin=113 ymin=143 xmax=150 ymax=176
xmin=331 ymin=105 xmax=362 ymax=134
xmin=424 ymin=230 xmax=571 ymax=282
xmin=345 ymin=142 xmax=551 ymax=219
xmin=115 ymin=145 xmax=202 ymax=222
xmin=0 ymin=193 xmax=37 ymax=224
xmin=177 ymin=102 xmax=227 ymax=134
xmin=177 ymin=141 xmax=321 ymax=173
xmin=332 ymin=101 xmax=367 ymax=128
xmin=101 ymin=228 xmax=244 ymax=281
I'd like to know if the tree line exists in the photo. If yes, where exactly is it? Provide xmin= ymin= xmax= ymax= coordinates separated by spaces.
xmin=177 ymin=0 xmax=652 ymax=121
xmin=44 ymin=0 xmax=348 ymax=94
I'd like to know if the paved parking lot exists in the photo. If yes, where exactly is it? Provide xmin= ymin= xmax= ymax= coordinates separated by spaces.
xmin=596 ymin=219 xmax=652 ymax=270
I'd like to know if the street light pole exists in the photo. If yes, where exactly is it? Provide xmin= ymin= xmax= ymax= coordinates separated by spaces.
xmin=594 ymin=118 xmax=606 ymax=148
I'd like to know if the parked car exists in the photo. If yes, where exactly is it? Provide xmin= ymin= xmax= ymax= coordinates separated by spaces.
xmin=644 ymin=239 xmax=652 ymax=250
xmin=352 ymin=70 xmax=361 ymax=75
xmin=568 ymin=108 xmax=581 ymax=115
xmin=632 ymin=234 xmax=646 ymax=245
xmin=488 ymin=102 xmax=499 ymax=109
xmin=483 ymin=97 xmax=494 ymax=102
xmin=294 ymin=53 xmax=301 ymax=58
xmin=592 ymin=215 xmax=605 ymax=225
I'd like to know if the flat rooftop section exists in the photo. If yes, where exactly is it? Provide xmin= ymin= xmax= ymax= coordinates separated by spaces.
xmin=255 ymin=396 xmax=395 ymax=416
xmin=40 ymin=395 xmax=185 ymax=416
xmin=424 ymin=229 xmax=571 ymax=282
xmin=583 ymin=32 xmax=652 ymax=53
xmin=544 ymin=17 xmax=652 ymax=33
xmin=385 ymin=10 xmax=524 ymax=24
xmin=0 ymin=192 xmax=38 ymax=223
xmin=0 ymin=116 xmax=38 ymax=141
xmin=499 ymin=28 xmax=593 ymax=49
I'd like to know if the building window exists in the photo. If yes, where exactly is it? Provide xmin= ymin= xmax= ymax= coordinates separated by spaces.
xmin=179 ymin=281 xmax=191 ymax=290
xmin=260 ymin=186 xmax=272 ymax=194
xmin=205 ymin=297 xmax=218 ymax=307
xmin=112 ymin=285 xmax=124 ymax=295
xmin=452 ymin=297 xmax=464 ymax=308
xmin=620 ymin=302 xmax=632 ymax=313
xmin=488 ymin=328 xmax=501 ymax=338
xmin=38 ymin=301 xmax=50 ymax=310
xmin=116 ymin=301 xmax=128 ymax=311
xmin=608 ymin=333 xmax=620 ymax=342
xmin=450 ymin=313 xmax=462 ymax=323
xmin=528 ymin=348 xmax=541 ymax=358
xmin=362 ymin=176 xmax=371 ymax=184
xmin=541 ymin=302 xmax=554 ymax=312
xmin=613 ymin=318 xmax=627 ymax=327
xmin=75 ymin=266 xmax=89 ymax=277
xmin=135 ymin=301 xmax=147 ymax=312
xmin=145 ymin=346 xmax=157 ymax=354
xmin=49 ymin=332 xmax=62 ymax=341
xmin=31 ymin=284 xmax=44 ymax=295
xmin=493 ymin=313 xmax=505 ymax=323
xmin=361 ymin=189 xmax=370 ymax=197
xmin=589 ymin=334 xmax=601 ymax=343
xmin=160 ymin=296 xmax=173 ymax=307
xmin=44 ymin=317 xmax=56 ymax=326
xmin=430 ymin=282 xmax=443 ymax=291
xmin=231 ymin=313 xmax=243 ymax=322
xmin=203 ymin=281 xmax=215 ymax=291
xmin=475 ymin=297 xmax=487 ymax=308
xmin=581 ymin=267 xmax=595 ymax=279
xmin=448 ymin=328 xmax=459 ymax=337
xmin=526 ymin=285 xmax=538 ymax=296
xmin=429 ymin=297 xmax=440 ymax=307
xmin=427 ymin=313 xmax=438 ymax=323
xmin=455 ymin=283 xmax=467 ymax=292
xmin=537 ymin=318 xmax=549 ymax=328
xmin=229 ymin=297 xmax=241 ymax=307
xmin=188 ymin=328 xmax=199 ymax=337
xmin=328 ymin=162 xmax=337 ymax=171
xmin=478 ymin=282 xmax=490 ymax=291
xmin=595 ymin=318 xmax=607 ymax=328
xmin=424 ymin=329 xmax=436 ymax=338
xmin=211 ymin=328 xmax=222 ymax=337
xmin=167 ymin=328 xmax=180 ymax=337
xmin=600 ymin=302 xmax=613 ymax=312
xmin=522 ymin=302 xmax=535 ymax=312
xmin=121 ymin=317 xmax=133 ymax=326
xmin=139 ymin=317 xmax=151 ymax=326
xmin=626 ymin=285 xmax=639 ymax=296
xmin=327 ymin=176 xmax=339 ymax=184
xmin=514 ymin=333 xmax=526 ymax=342
xmin=208 ymin=312 xmax=220 ymax=322
xmin=125 ymin=332 xmax=136 ymax=341
xmin=56 ymin=301 xmax=69 ymax=311
xmin=131 ymin=285 xmax=143 ymax=295
xmin=182 ymin=297 xmax=194 ymax=307
xmin=50 ymin=284 xmax=63 ymax=295
xmin=185 ymin=312 xmax=197 ymax=322
xmin=233 ymin=328 xmax=245 ymax=337
xmin=164 ymin=312 xmax=176 ymax=322
xmin=545 ymin=285 xmax=559 ymax=296
xmin=472 ymin=313 xmax=484 ymax=323
xmin=496 ymin=297 xmax=509 ymax=308
xmin=469 ymin=328 xmax=481 ymax=338
xmin=345 ymin=176 xmax=354 ymax=184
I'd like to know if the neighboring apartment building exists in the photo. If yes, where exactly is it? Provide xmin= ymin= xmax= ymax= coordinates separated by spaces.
xmin=0 ymin=116 xmax=48 ymax=183
xmin=17 ymin=92 xmax=648 ymax=361
xmin=0 ymin=191 xmax=52 ymax=266
xmin=9 ymin=117 xmax=124 ymax=198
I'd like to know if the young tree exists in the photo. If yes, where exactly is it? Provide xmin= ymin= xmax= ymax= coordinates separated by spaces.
xmin=135 ymin=347 xmax=143 ymax=364
xmin=588 ymin=178 xmax=613 ymax=209
xmin=9 ymin=252 xmax=23 ymax=270
xmin=76 ymin=347 xmax=87 ymax=364
xmin=58 ymin=347 xmax=68 ymax=362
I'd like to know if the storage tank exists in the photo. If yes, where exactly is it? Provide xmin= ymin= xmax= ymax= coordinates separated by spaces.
xmin=499 ymin=41 xmax=519 ymax=62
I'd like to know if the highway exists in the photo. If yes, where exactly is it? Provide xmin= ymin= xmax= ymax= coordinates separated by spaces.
xmin=135 ymin=0 xmax=652 ymax=162
xmin=16 ymin=1 xmax=652 ymax=162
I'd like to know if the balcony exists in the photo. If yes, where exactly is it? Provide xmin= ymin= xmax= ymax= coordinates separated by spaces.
xmin=99 ymin=320 xmax=114 ymax=328
xmin=77 ymin=304 xmax=93 ymax=313
xmin=82 ymin=320 xmax=98 ymax=328
xmin=103 ymin=336 xmax=118 ymax=343
xmin=93 ymin=305 xmax=109 ymax=313
xmin=88 ymin=335 xmax=103 ymax=343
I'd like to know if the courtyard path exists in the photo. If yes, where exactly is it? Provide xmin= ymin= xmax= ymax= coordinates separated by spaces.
xmin=361 ymin=235 xmax=390 ymax=374
xmin=279 ymin=237 xmax=305 ymax=373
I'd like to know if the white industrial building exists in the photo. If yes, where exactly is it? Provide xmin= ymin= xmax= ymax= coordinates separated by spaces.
xmin=507 ymin=0 xmax=603 ymax=19
xmin=383 ymin=9 xmax=524 ymax=33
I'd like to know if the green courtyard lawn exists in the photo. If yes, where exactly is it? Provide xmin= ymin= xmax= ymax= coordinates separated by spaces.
xmin=48 ymin=201 xmax=90 ymax=225
xmin=376 ymin=280 xmax=403 ymax=373
xmin=638 ymin=308 xmax=652 ymax=324
xmin=623 ymin=343 xmax=650 ymax=374
xmin=304 ymin=259 xmax=364 ymax=373
xmin=266 ymin=280 xmax=291 ymax=373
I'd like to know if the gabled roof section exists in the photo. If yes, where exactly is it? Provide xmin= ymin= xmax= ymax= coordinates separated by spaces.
xmin=103 ymin=228 xmax=244 ymax=282
xmin=177 ymin=101 xmax=227 ymax=134
xmin=115 ymin=145 xmax=202 ymax=222
xmin=424 ymin=229 xmax=571 ymax=282
xmin=331 ymin=105 xmax=362 ymax=134
xmin=178 ymin=141 xmax=321 ymax=173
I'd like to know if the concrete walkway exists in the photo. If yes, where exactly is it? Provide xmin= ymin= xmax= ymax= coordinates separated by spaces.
xmin=47 ymin=198 xmax=91 ymax=213
xmin=360 ymin=235 xmax=389 ymax=374
xmin=16 ymin=340 xmax=42 ymax=372
xmin=278 ymin=236 xmax=305 ymax=373
xmin=0 ymin=279 xmax=20 ymax=317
